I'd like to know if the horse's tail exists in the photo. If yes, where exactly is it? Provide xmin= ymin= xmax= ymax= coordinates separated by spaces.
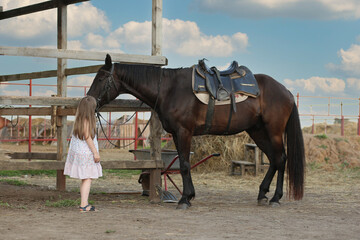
xmin=285 ymin=103 xmax=305 ymax=200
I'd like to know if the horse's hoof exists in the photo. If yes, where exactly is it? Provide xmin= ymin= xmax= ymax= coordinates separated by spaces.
xmin=257 ymin=198 xmax=268 ymax=206
xmin=176 ymin=203 xmax=190 ymax=210
xmin=269 ymin=201 xmax=280 ymax=207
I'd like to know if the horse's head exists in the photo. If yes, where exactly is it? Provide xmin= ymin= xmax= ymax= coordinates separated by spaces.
xmin=87 ymin=54 xmax=120 ymax=110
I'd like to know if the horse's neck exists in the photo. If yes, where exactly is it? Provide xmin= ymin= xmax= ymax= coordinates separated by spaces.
xmin=117 ymin=64 xmax=161 ymax=108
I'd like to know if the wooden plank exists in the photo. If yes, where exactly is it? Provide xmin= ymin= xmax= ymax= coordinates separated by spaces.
xmin=65 ymin=64 xmax=102 ymax=76
xmin=0 ymin=96 xmax=80 ymax=106
xmin=0 ymin=107 xmax=52 ymax=116
xmin=0 ymin=0 xmax=89 ymax=20
xmin=0 ymin=69 xmax=57 ymax=82
xmin=0 ymin=65 xmax=102 ymax=82
xmin=0 ymin=160 xmax=163 ymax=171
xmin=7 ymin=152 xmax=57 ymax=160
xmin=0 ymin=46 xmax=168 ymax=65
xmin=101 ymin=160 xmax=164 ymax=170
xmin=0 ymin=102 xmax=151 ymax=116
xmin=0 ymin=97 xmax=150 ymax=110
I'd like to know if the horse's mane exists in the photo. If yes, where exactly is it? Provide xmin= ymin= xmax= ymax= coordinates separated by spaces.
xmin=117 ymin=63 xmax=186 ymax=86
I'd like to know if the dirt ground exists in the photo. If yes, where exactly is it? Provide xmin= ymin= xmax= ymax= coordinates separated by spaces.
xmin=1 ymin=134 xmax=360 ymax=240
xmin=1 ymin=159 xmax=360 ymax=240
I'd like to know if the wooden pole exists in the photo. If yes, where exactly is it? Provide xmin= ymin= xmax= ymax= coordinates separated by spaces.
xmin=149 ymin=0 xmax=163 ymax=203
xmin=56 ymin=1 xmax=67 ymax=191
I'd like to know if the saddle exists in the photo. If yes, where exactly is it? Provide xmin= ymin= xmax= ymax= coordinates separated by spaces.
xmin=193 ymin=59 xmax=260 ymax=106
xmin=192 ymin=59 xmax=260 ymax=134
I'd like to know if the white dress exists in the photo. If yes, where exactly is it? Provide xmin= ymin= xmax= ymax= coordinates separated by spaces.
xmin=64 ymin=134 xmax=103 ymax=179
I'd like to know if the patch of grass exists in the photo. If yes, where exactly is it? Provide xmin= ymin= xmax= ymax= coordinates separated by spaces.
xmin=103 ymin=169 xmax=141 ymax=178
xmin=0 ymin=179 xmax=28 ymax=186
xmin=314 ymin=134 xmax=328 ymax=140
xmin=307 ymin=161 xmax=321 ymax=170
xmin=334 ymin=137 xmax=349 ymax=143
xmin=318 ymin=144 xmax=328 ymax=149
xmin=324 ymin=157 xmax=329 ymax=163
xmin=0 ymin=201 xmax=10 ymax=207
xmin=45 ymin=198 xmax=94 ymax=208
xmin=105 ymin=230 xmax=116 ymax=234
xmin=337 ymin=166 xmax=360 ymax=179
xmin=0 ymin=170 xmax=56 ymax=177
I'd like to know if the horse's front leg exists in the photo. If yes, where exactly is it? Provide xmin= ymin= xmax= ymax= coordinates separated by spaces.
xmin=173 ymin=130 xmax=194 ymax=210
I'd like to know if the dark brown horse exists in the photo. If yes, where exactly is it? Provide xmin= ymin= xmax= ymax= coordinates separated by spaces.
xmin=87 ymin=54 xmax=305 ymax=209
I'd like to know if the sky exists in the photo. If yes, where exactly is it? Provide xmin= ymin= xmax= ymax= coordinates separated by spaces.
xmin=1 ymin=0 xmax=360 ymax=125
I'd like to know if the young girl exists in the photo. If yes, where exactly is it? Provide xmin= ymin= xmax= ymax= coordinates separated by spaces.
xmin=64 ymin=96 xmax=102 ymax=212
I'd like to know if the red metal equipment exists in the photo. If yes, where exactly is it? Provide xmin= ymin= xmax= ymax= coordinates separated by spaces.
xmin=161 ymin=153 xmax=221 ymax=194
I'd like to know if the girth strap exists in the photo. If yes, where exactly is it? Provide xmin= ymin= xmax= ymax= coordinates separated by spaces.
xmin=204 ymin=96 xmax=215 ymax=134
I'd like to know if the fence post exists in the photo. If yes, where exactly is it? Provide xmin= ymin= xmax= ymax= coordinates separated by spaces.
xmin=28 ymin=79 xmax=32 ymax=156
xmin=312 ymin=115 xmax=314 ymax=134
xmin=358 ymin=98 xmax=360 ymax=136
xmin=296 ymin=93 xmax=299 ymax=108
xmin=341 ymin=102 xmax=344 ymax=136
xmin=135 ymin=112 xmax=138 ymax=150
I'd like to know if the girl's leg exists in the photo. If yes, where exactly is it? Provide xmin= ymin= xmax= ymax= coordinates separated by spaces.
xmin=80 ymin=178 xmax=92 ymax=209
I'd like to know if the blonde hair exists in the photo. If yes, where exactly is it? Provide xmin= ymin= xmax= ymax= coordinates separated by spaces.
xmin=73 ymin=96 xmax=97 ymax=140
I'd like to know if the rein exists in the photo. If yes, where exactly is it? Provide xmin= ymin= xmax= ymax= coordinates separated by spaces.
xmin=94 ymin=63 xmax=163 ymax=149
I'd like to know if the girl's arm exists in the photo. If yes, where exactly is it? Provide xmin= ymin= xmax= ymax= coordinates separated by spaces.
xmin=84 ymin=120 xmax=100 ymax=163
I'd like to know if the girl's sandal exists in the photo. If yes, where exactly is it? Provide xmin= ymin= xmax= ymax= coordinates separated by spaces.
xmin=79 ymin=204 xmax=97 ymax=212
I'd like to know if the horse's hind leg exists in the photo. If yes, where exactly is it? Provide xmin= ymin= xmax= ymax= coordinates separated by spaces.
xmin=247 ymin=126 xmax=285 ymax=205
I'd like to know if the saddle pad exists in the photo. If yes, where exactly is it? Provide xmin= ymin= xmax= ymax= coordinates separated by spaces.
xmin=192 ymin=64 xmax=259 ymax=99
xmin=195 ymin=92 xmax=248 ymax=105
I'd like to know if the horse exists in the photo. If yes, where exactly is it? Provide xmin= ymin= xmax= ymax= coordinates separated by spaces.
xmin=87 ymin=54 xmax=305 ymax=209
xmin=0 ymin=116 xmax=10 ymax=130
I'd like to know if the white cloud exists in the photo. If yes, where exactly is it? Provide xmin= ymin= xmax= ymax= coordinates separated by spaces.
xmin=1 ymin=89 xmax=28 ymax=96
xmin=0 ymin=1 xmax=110 ymax=41
xmin=68 ymin=75 xmax=94 ymax=86
xmin=103 ymin=18 xmax=248 ymax=57
xmin=85 ymin=33 xmax=105 ymax=49
xmin=33 ymin=89 xmax=56 ymax=97
xmin=347 ymin=78 xmax=360 ymax=90
xmin=192 ymin=0 xmax=360 ymax=20
xmin=284 ymin=76 xmax=345 ymax=93
xmin=0 ymin=1 xmax=248 ymax=58
xmin=68 ymin=40 xmax=83 ymax=50
xmin=328 ymin=44 xmax=360 ymax=77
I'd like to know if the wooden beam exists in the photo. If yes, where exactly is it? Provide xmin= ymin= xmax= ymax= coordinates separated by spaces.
xmin=7 ymin=152 xmax=57 ymax=160
xmin=0 ymin=65 xmax=102 ymax=82
xmin=0 ymin=0 xmax=89 ymax=20
xmin=0 ymin=96 xmax=80 ymax=106
xmin=0 ymin=160 xmax=163 ymax=171
xmin=0 ymin=107 xmax=52 ymax=116
xmin=0 ymin=97 xmax=149 ymax=110
xmin=0 ymin=100 xmax=151 ymax=116
xmin=0 ymin=46 xmax=168 ymax=65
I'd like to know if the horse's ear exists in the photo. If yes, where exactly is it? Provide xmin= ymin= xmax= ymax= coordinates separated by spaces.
xmin=105 ymin=54 xmax=112 ymax=67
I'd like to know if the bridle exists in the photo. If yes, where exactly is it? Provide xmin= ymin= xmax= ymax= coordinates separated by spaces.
xmin=92 ymin=63 xmax=163 ymax=149
xmin=95 ymin=63 xmax=118 ymax=113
